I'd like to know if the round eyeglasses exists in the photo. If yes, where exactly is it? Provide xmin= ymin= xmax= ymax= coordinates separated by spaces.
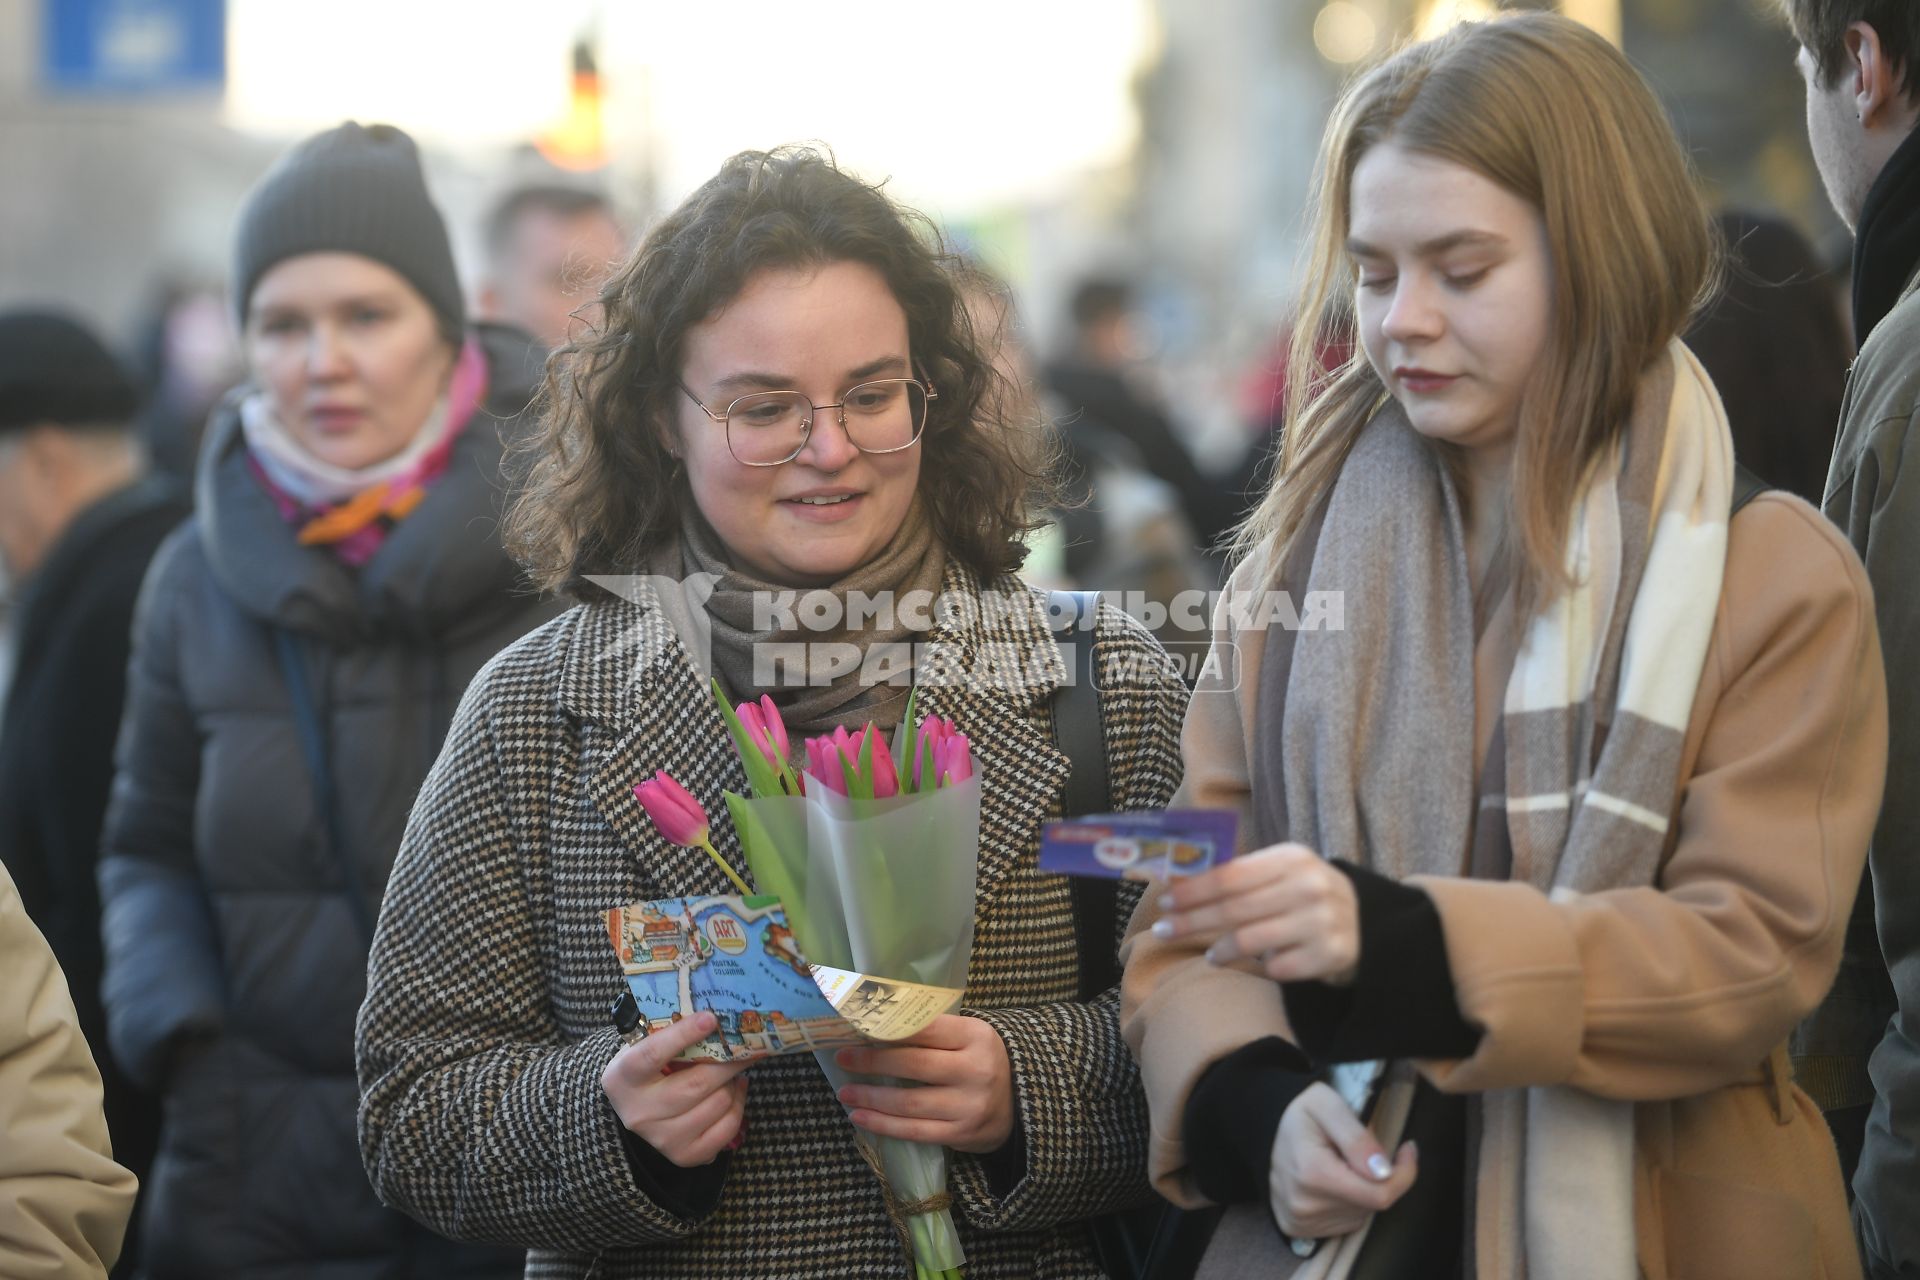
xmin=681 ymin=374 xmax=936 ymax=467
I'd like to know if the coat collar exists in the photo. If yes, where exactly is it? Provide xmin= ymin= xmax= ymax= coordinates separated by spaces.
xmin=557 ymin=561 xmax=1075 ymax=915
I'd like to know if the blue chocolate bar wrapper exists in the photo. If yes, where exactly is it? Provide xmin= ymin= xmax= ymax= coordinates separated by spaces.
xmin=1038 ymin=809 xmax=1239 ymax=880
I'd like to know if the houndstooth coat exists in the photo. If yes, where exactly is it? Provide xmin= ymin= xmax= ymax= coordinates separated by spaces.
xmin=355 ymin=563 xmax=1186 ymax=1278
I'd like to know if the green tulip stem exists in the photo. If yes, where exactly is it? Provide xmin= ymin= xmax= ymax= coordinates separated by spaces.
xmin=693 ymin=834 xmax=752 ymax=896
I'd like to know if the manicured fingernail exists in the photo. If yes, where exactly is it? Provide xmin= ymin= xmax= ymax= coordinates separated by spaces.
xmin=1367 ymin=1153 xmax=1393 ymax=1181
xmin=1158 ymin=894 xmax=1176 ymax=912
xmin=1151 ymin=919 xmax=1175 ymax=940
xmin=1204 ymin=943 xmax=1227 ymax=965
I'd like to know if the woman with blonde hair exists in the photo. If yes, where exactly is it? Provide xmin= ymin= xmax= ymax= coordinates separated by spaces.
xmin=1122 ymin=13 xmax=1887 ymax=1277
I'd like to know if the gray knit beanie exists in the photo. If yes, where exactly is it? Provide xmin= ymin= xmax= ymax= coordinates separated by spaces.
xmin=232 ymin=121 xmax=465 ymax=341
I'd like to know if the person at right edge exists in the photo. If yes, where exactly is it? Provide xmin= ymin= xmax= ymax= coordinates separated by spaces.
xmin=1784 ymin=2 xmax=1920 ymax=1275
xmin=1123 ymin=13 xmax=1887 ymax=1279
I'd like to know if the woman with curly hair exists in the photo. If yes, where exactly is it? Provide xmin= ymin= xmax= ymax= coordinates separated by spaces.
xmin=355 ymin=146 xmax=1186 ymax=1278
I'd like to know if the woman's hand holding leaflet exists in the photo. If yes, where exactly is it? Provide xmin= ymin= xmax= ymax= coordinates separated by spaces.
xmin=601 ymin=1011 xmax=751 ymax=1167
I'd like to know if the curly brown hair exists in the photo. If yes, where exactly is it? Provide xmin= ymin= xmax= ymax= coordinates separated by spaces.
xmin=505 ymin=146 xmax=1049 ymax=599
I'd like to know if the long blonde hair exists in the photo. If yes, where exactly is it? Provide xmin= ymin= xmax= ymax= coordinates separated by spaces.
xmin=1236 ymin=13 xmax=1716 ymax=598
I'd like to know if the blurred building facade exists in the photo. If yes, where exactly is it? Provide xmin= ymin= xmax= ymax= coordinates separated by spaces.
xmin=0 ymin=0 xmax=619 ymax=352
xmin=0 ymin=0 xmax=1845 ymax=424
xmin=0 ymin=0 xmax=272 ymax=343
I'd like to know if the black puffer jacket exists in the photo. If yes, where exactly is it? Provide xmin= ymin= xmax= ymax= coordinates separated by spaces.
xmin=98 ymin=323 xmax=561 ymax=1279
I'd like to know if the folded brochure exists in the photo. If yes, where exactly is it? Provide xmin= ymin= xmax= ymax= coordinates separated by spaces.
xmin=1038 ymin=808 xmax=1239 ymax=880
xmin=605 ymin=894 xmax=962 ymax=1063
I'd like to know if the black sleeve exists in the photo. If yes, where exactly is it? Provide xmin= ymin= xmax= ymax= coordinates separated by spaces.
xmin=1281 ymin=862 xmax=1482 ymax=1064
xmin=615 ymin=1116 xmax=730 ymax=1220
xmin=35 ymin=583 xmax=139 ymax=1028
xmin=1182 ymin=1036 xmax=1317 ymax=1205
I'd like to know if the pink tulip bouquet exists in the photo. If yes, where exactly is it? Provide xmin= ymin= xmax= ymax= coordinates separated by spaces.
xmin=632 ymin=684 xmax=982 ymax=1279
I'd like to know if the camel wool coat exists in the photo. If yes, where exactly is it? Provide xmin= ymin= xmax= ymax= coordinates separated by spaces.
xmin=1122 ymin=491 xmax=1887 ymax=1280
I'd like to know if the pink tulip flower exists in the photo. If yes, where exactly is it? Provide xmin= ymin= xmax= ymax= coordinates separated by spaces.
xmin=806 ymin=738 xmax=849 ymax=796
xmin=735 ymin=701 xmax=784 ymax=778
xmin=800 ymin=723 xmax=906 ymax=798
xmin=914 ymin=715 xmax=964 ymax=790
xmin=935 ymin=733 xmax=973 ymax=788
xmin=870 ymin=738 xmax=901 ymax=798
xmin=634 ymin=771 xmax=708 ymax=846
xmin=833 ymin=726 xmax=869 ymax=776
xmin=757 ymin=695 xmax=790 ymax=763
xmin=632 ymin=770 xmax=751 ymax=894
xmin=831 ymin=725 xmax=859 ymax=769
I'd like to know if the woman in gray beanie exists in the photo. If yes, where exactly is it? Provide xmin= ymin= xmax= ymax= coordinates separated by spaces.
xmin=97 ymin=121 xmax=559 ymax=1279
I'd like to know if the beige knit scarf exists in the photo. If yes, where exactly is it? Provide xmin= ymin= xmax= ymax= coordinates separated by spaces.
xmin=672 ymin=496 xmax=947 ymax=740
xmin=1274 ymin=340 xmax=1733 ymax=1278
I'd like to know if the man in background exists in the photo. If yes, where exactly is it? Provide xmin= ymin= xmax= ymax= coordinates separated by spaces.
xmin=0 ymin=309 xmax=185 ymax=1274
xmin=1785 ymin=1 xmax=1920 ymax=1274
xmin=1042 ymin=276 xmax=1232 ymax=561
xmin=476 ymin=184 xmax=627 ymax=350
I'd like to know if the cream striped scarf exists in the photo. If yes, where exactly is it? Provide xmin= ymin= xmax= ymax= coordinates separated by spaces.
xmin=1279 ymin=339 xmax=1733 ymax=1278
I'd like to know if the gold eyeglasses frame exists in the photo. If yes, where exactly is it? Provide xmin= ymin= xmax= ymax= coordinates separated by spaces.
xmin=679 ymin=368 xmax=939 ymax=467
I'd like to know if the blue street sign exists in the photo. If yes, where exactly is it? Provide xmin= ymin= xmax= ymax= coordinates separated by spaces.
xmin=41 ymin=0 xmax=226 ymax=95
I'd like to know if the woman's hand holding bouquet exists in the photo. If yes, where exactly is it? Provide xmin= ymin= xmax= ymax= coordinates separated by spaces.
xmin=835 ymin=1013 xmax=1012 ymax=1154
xmin=631 ymin=685 xmax=986 ymax=1278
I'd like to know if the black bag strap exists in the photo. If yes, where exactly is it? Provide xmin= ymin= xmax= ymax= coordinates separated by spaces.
xmin=272 ymin=629 xmax=377 ymax=944
xmin=1049 ymin=590 xmax=1185 ymax=1280
xmin=1047 ymin=589 xmax=1121 ymax=1002
xmin=1731 ymin=462 xmax=1770 ymax=518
